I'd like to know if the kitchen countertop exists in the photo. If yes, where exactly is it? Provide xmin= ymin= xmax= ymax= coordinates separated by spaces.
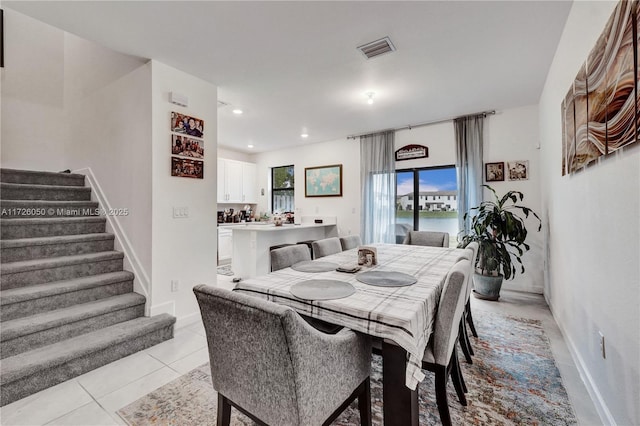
xmin=232 ymin=223 xmax=334 ymax=232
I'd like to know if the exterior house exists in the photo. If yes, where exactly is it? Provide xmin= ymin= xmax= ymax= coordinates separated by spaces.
xmin=397 ymin=191 xmax=458 ymax=211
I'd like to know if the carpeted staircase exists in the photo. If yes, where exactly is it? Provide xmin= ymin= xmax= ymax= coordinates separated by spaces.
xmin=0 ymin=168 xmax=176 ymax=406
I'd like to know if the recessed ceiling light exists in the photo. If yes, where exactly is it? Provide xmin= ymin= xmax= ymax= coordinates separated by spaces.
xmin=366 ymin=92 xmax=375 ymax=105
xmin=247 ymin=144 xmax=254 ymax=149
xmin=301 ymin=133 xmax=309 ymax=138
xmin=233 ymin=109 xmax=243 ymax=115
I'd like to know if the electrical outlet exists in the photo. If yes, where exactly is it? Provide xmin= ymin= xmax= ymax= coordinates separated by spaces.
xmin=171 ymin=280 xmax=180 ymax=292
xmin=599 ymin=331 xmax=606 ymax=359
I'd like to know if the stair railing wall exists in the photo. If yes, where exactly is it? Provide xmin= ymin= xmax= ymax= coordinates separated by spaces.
xmin=73 ymin=167 xmax=151 ymax=312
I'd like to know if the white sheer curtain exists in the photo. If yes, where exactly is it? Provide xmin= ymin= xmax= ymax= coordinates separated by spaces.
xmin=454 ymin=115 xmax=484 ymax=235
xmin=360 ymin=131 xmax=396 ymax=244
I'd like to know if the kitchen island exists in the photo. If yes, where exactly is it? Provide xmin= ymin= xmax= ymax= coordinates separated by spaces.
xmin=231 ymin=218 xmax=338 ymax=279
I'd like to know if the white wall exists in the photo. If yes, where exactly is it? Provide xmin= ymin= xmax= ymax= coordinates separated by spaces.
xmin=253 ymin=137 xmax=360 ymax=237
xmin=485 ymin=105 xmax=543 ymax=293
xmin=150 ymin=61 xmax=218 ymax=324
xmin=218 ymin=147 xmax=254 ymax=163
xmin=1 ymin=10 xmax=68 ymax=171
xmin=67 ymin=63 xmax=153 ymax=277
xmin=394 ymin=121 xmax=456 ymax=169
xmin=539 ymin=1 xmax=640 ymax=424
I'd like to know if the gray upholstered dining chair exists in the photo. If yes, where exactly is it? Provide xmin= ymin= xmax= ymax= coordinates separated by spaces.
xmin=339 ymin=235 xmax=362 ymax=250
xmin=193 ymin=285 xmax=372 ymax=426
xmin=312 ymin=237 xmax=343 ymax=259
xmin=453 ymin=243 xmax=478 ymax=364
xmin=463 ymin=242 xmax=479 ymax=338
xmin=271 ymin=244 xmax=312 ymax=271
xmin=403 ymin=230 xmax=450 ymax=247
xmin=420 ymin=259 xmax=470 ymax=426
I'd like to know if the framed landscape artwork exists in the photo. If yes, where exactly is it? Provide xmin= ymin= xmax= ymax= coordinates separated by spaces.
xmin=485 ymin=162 xmax=505 ymax=182
xmin=305 ymin=164 xmax=343 ymax=197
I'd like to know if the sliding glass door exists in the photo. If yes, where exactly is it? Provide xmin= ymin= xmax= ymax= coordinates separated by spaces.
xmin=395 ymin=166 xmax=459 ymax=246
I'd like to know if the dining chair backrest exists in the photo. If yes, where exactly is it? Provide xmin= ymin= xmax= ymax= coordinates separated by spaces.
xmin=403 ymin=231 xmax=449 ymax=248
xmin=193 ymin=285 xmax=372 ymax=426
xmin=465 ymin=242 xmax=479 ymax=269
xmin=432 ymin=259 xmax=470 ymax=366
xmin=271 ymin=244 xmax=312 ymax=271
xmin=194 ymin=285 xmax=301 ymax=424
xmin=312 ymin=237 xmax=343 ymax=259
xmin=339 ymin=235 xmax=362 ymax=251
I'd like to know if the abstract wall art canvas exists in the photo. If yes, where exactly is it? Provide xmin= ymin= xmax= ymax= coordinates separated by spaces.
xmin=562 ymin=0 xmax=638 ymax=175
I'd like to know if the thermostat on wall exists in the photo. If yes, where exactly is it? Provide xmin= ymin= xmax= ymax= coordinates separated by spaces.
xmin=170 ymin=92 xmax=189 ymax=107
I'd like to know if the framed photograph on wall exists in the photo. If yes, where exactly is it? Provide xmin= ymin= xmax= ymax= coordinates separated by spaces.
xmin=305 ymin=164 xmax=342 ymax=197
xmin=171 ymin=111 xmax=204 ymax=138
xmin=507 ymin=161 xmax=529 ymax=181
xmin=485 ymin=162 xmax=505 ymax=182
xmin=171 ymin=157 xmax=204 ymax=179
xmin=172 ymin=134 xmax=204 ymax=159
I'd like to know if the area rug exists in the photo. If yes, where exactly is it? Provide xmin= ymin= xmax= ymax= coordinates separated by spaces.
xmin=118 ymin=310 xmax=577 ymax=425
xmin=217 ymin=265 xmax=234 ymax=276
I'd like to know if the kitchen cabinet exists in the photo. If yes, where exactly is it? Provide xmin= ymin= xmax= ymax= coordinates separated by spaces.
xmin=217 ymin=158 xmax=257 ymax=204
xmin=218 ymin=227 xmax=233 ymax=264
xmin=242 ymin=162 xmax=257 ymax=203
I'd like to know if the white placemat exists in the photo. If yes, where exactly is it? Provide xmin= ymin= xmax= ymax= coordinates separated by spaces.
xmin=291 ymin=261 xmax=339 ymax=273
xmin=355 ymin=270 xmax=417 ymax=287
xmin=290 ymin=279 xmax=356 ymax=300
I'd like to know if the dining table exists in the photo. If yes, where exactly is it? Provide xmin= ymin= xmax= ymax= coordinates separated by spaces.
xmin=233 ymin=243 xmax=466 ymax=426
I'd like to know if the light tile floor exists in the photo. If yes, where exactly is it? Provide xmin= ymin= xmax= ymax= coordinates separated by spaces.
xmin=0 ymin=276 xmax=602 ymax=425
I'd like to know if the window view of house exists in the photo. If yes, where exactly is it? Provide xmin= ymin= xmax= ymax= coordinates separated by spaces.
xmin=396 ymin=166 xmax=458 ymax=245
xmin=272 ymin=165 xmax=294 ymax=213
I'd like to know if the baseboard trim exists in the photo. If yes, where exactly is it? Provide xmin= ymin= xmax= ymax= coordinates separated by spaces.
xmin=73 ymin=167 xmax=151 ymax=313
xmin=548 ymin=300 xmax=617 ymax=425
xmin=174 ymin=311 xmax=201 ymax=329
xmin=150 ymin=300 xmax=175 ymax=318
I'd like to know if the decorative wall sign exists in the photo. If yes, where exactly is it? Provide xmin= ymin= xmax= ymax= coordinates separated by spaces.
xmin=561 ymin=0 xmax=637 ymax=175
xmin=171 ymin=111 xmax=204 ymax=138
xmin=172 ymin=134 xmax=204 ymax=159
xmin=395 ymin=144 xmax=429 ymax=161
xmin=507 ymin=161 xmax=529 ymax=181
xmin=485 ymin=162 xmax=505 ymax=182
xmin=305 ymin=164 xmax=342 ymax=197
xmin=171 ymin=157 xmax=203 ymax=179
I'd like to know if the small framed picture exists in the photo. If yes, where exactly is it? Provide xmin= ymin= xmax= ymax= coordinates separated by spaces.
xmin=507 ymin=160 xmax=529 ymax=181
xmin=485 ymin=162 xmax=504 ymax=182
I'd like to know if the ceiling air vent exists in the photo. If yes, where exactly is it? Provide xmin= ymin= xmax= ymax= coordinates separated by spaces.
xmin=357 ymin=37 xmax=396 ymax=59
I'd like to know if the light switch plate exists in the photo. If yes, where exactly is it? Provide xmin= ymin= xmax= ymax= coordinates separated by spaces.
xmin=173 ymin=207 xmax=189 ymax=219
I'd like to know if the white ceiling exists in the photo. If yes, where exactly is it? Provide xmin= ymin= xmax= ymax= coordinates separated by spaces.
xmin=6 ymin=1 xmax=572 ymax=153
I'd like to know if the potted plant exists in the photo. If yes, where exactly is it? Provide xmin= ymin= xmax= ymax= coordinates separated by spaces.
xmin=458 ymin=185 xmax=541 ymax=300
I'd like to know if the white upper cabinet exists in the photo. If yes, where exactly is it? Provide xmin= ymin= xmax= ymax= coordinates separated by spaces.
xmin=217 ymin=158 xmax=257 ymax=204
xmin=242 ymin=162 xmax=257 ymax=203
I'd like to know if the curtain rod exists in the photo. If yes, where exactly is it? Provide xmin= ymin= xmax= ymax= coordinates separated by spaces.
xmin=346 ymin=110 xmax=496 ymax=140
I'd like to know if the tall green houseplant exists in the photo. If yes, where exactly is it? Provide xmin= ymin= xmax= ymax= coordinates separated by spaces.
xmin=458 ymin=185 xmax=541 ymax=300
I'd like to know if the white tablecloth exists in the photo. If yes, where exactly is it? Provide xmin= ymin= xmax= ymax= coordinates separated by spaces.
xmin=234 ymin=243 xmax=465 ymax=390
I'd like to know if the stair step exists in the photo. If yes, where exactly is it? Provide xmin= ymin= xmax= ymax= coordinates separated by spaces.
xmin=1 ymin=233 xmax=115 ymax=263
xmin=0 ymin=183 xmax=92 ymax=201
xmin=1 ymin=251 xmax=124 ymax=290
xmin=0 ymin=217 xmax=107 ymax=239
xmin=0 ymin=314 xmax=176 ymax=406
xmin=1 ymin=271 xmax=135 ymax=321
xmin=0 ymin=169 xmax=85 ymax=187
xmin=0 ymin=200 xmax=99 ymax=218
xmin=1 ymin=293 xmax=146 ymax=359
